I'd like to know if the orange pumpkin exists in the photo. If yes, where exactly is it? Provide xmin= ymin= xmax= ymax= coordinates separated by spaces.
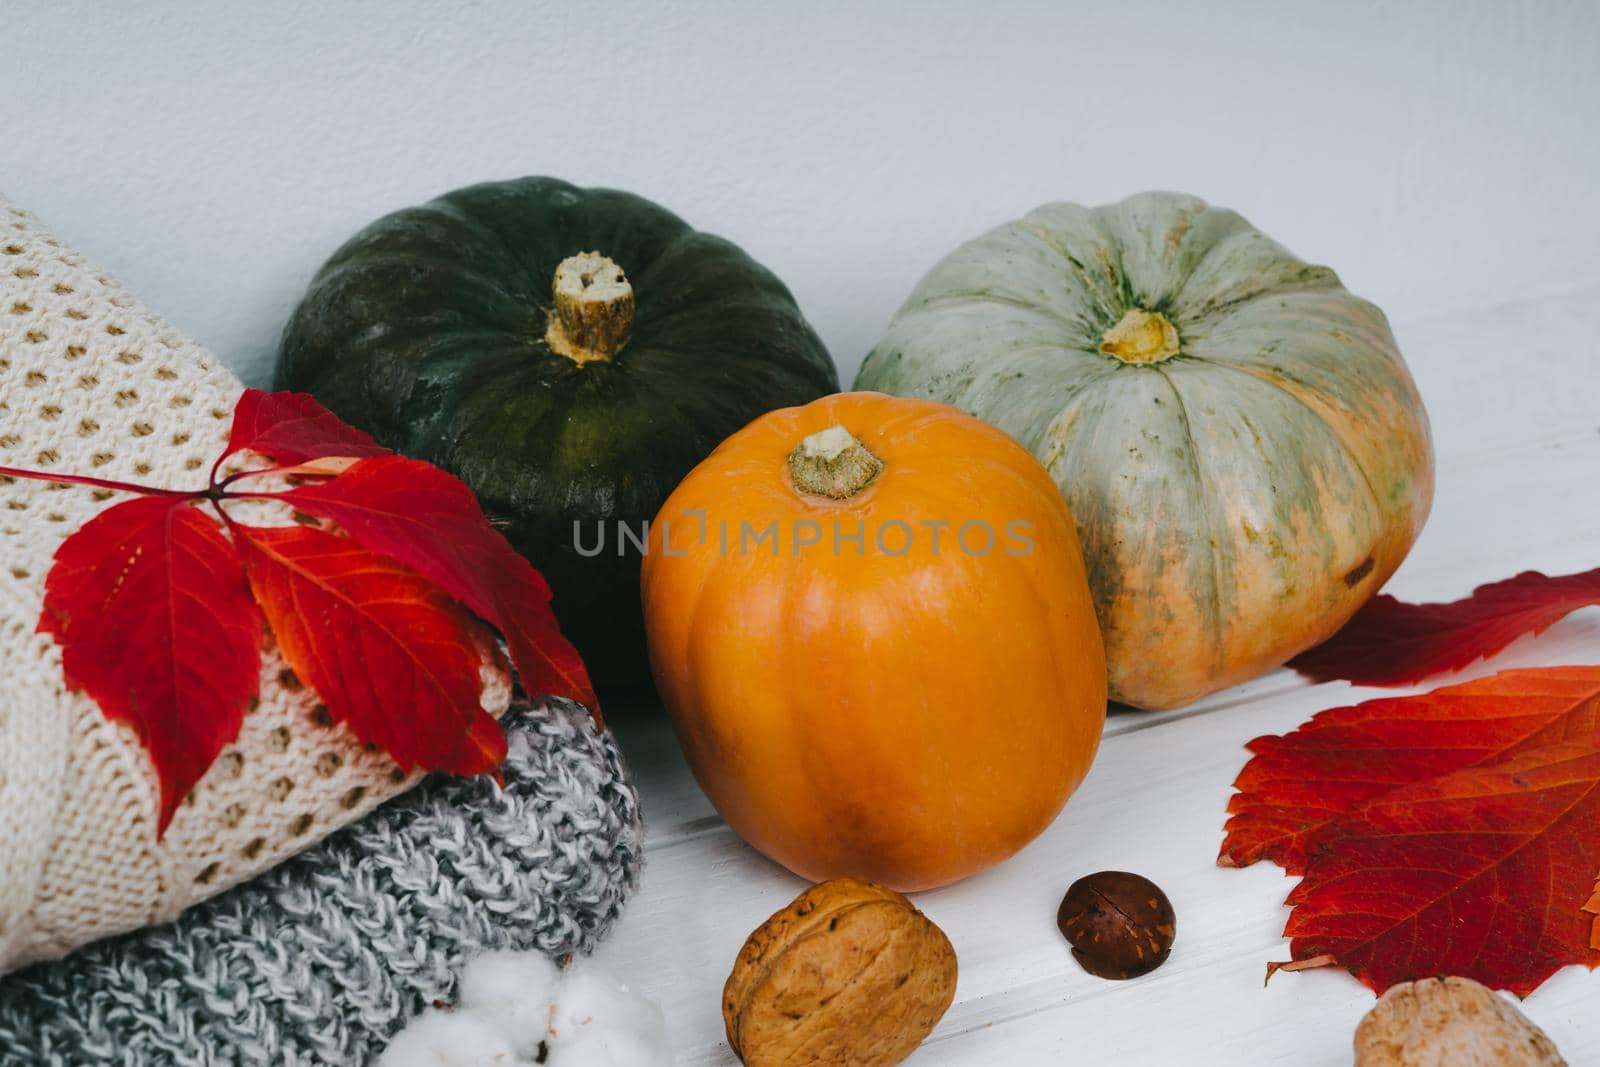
xmin=642 ymin=392 xmax=1107 ymax=891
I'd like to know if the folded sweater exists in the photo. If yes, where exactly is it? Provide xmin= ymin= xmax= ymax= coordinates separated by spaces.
xmin=0 ymin=195 xmax=514 ymax=972
xmin=0 ymin=698 xmax=644 ymax=1067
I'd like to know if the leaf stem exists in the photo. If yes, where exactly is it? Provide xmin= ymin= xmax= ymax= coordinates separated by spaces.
xmin=215 ymin=465 xmax=308 ymax=492
xmin=216 ymin=467 xmax=274 ymax=492
xmin=223 ymin=488 xmax=291 ymax=502
xmin=0 ymin=464 xmax=196 ymax=498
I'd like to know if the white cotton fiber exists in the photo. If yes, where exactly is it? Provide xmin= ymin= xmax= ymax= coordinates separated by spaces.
xmin=375 ymin=1009 xmax=519 ymax=1067
xmin=549 ymin=967 xmax=668 ymax=1064
xmin=378 ymin=953 xmax=668 ymax=1066
xmin=551 ymin=967 xmax=664 ymax=1040
xmin=457 ymin=950 xmax=562 ymax=1055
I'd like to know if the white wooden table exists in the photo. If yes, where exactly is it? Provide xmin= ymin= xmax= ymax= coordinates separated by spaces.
xmin=591 ymin=284 xmax=1600 ymax=1064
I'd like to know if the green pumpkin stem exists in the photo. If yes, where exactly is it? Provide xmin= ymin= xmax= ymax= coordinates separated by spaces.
xmin=546 ymin=252 xmax=634 ymax=365
xmin=787 ymin=424 xmax=884 ymax=500
xmin=1101 ymin=308 xmax=1180 ymax=364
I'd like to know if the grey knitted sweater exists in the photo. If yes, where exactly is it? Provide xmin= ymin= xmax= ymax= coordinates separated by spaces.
xmin=0 ymin=699 xmax=644 ymax=1067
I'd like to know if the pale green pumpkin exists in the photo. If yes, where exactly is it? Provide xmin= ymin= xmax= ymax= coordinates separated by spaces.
xmin=856 ymin=192 xmax=1433 ymax=710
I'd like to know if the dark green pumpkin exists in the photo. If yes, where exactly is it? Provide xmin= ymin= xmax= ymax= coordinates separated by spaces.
xmin=276 ymin=177 xmax=839 ymax=699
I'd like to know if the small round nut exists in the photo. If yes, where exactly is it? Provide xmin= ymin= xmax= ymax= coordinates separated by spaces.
xmin=1057 ymin=870 xmax=1175 ymax=980
xmin=723 ymin=877 xmax=958 ymax=1066
xmin=1354 ymin=976 xmax=1566 ymax=1066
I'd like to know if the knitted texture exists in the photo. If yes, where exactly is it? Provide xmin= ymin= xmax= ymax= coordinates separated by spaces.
xmin=0 ymin=198 xmax=511 ymax=972
xmin=0 ymin=698 xmax=644 ymax=1067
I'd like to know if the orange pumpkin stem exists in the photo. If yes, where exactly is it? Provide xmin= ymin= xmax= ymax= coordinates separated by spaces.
xmin=1100 ymin=308 xmax=1180 ymax=364
xmin=787 ymin=424 xmax=884 ymax=500
xmin=546 ymin=251 xmax=634 ymax=365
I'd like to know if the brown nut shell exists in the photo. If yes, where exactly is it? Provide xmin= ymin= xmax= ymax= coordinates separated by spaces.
xmin=724 ymin=877 xmax=958 ymax=1066
xmin=1057 ymin=870 xmax=1175 ymax=980
xmin=1354 ymin=976 xmax=1566 ymax=1066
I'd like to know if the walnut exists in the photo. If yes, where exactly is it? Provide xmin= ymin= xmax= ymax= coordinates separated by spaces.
xmin=723 ymin=878 xmax=958 ymax=1066
xmin=1354 ymin=976 xmax=1567 ymax=1066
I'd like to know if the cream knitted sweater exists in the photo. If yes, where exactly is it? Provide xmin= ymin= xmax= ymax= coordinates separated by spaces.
xmin=0 ymin=197 xmax=510 ymax=973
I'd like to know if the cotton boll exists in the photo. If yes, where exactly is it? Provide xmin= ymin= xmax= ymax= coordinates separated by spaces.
xmin=458 ymin=951 xmax=563 ymax=1013
xmin=550 ymin=967 xmax=665 ymax=1047
xmin=376 ymin=1009 xmax=520 ymax=1067
xmin=457 ymin=951 xmax=562 ymax=1055
xmin=379 ymin=955 xmax=666 ymax=1067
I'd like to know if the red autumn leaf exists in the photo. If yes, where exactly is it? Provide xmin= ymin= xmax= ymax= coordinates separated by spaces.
xmin=26 ymin=388 xmax=594 ymax=836
xmin=233 ymin=522 xmax=507 ymax=775
xmin=218 ymin=388 xmax=389 ymax=473
xmin=1220 ymin=666 xmax=1600 ymax=872
xmin=1290 ymin=568 xmax=1600 ymax=685
xmin=1584 ymin=879 xmax=1600 ymax=946
xmin=1275 ymin=740 xmax=1600 ymax=996
xmin=275 ymin=456 xmax=599 ymax=719
xmin=37 ymin=495 xmax=261 ymax=832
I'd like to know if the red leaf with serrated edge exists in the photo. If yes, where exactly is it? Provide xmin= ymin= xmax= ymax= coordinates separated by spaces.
xmin=1276 ymin=740 xmax=1600 ymax=996
xmin=233 ymin=523 xmax=507 ymax=775
xmin=38 ymin=496 xmax=261 ymax=833
xmin=1220 ymin=667 xmax=1600 ymax=872
xmin=219 ymin=388 xmax=389 ymax=471
xmin=23 ymin=388 xmax=591 ymax=839
xmin=274 ymin=456 xmax=599 ymax=721
xmin=1290 ymin=568 xmax=1600 ymax=685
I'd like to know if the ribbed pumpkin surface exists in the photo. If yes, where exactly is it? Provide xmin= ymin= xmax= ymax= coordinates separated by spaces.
xmin=278 ymin=177 xmax=839 ymax=696
xmin=857 ymin=192 xmax=1433 ymax=709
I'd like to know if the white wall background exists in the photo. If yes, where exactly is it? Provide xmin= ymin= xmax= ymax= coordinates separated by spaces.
xmin=5 ymin=0 xmax=1598 ymax=388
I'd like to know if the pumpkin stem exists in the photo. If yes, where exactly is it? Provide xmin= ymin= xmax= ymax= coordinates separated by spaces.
xmin=788 ymin=424 xmax=884 ymax=500
xmin=546 ymin=252 xmax=634 ymax=365
xmin=1100 ymin=308 xmax=1180 ymax=364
